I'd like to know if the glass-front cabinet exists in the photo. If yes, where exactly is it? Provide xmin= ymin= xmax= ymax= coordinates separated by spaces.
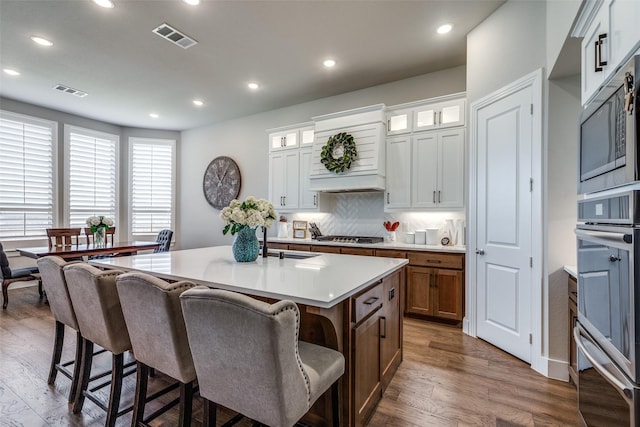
xmin=386 ymin=94 xmax=465 ymax=136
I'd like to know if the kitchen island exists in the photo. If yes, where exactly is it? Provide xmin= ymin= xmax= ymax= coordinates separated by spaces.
xmin=90 ymin=246 xmax=408 ymax=427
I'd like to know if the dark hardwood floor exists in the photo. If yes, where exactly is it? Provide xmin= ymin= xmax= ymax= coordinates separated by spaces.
xmin=1 ymin=286 xmax=579 ymax=426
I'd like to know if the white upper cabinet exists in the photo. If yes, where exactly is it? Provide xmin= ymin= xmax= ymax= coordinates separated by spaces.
xmin=574 ymin=0 xmax=640 ymax=105
xmin=268 ymin=122 xmax=314 ymax=152
xmin=299 ymin=148 xmax=318 ymax=209
xmin=385 ymin=135 xmax=412 ymax=209
xmin=386 ymin=94 xmax=465 ymax=135
xmin=269 ymin=151 xmax=299 ymax=211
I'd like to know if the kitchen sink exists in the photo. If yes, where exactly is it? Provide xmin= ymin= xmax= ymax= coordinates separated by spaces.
xmin=265 ymin=250 xmax=319 ymax=260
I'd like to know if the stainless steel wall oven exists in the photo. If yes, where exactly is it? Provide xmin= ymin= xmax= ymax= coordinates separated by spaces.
xmin=576 ymin=190 xmax=640 ymax=426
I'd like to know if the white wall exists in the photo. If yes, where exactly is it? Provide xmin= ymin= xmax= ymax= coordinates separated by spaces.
xmin=467 ymin=0 xmax=582 ymax=380
xmin=546 ymin=75 xmax=580 ymax=369
xmin=178 ymin=67 xmax=466 ymax=250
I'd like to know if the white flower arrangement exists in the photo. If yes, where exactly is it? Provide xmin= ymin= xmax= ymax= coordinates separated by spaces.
xmin=220 ymin=196 xmax=277 ymax=235
xmin=86 ymin=215 xmax=114 ymax=233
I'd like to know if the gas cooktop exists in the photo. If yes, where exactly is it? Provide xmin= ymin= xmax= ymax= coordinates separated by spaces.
xmin=315 ymin=235 xmax=384 ymax=244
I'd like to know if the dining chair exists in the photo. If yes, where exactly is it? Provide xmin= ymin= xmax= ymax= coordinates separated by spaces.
xmin=116 ymin=272 xmax=196 ymax=427
xmin=63 ymin=263 xmax=133 ymax=427
xmin=84 ymin=227 xmax=116 ymax=245
xmin=46 ymin=228 xmax=82 ymax=248
xmin=154 ymin=229 xmax=173 ymax=252
xmin=1 ymin=241 xmax=41 ymax=309
xmin=180 ymin=287 xmax=345 ymax=427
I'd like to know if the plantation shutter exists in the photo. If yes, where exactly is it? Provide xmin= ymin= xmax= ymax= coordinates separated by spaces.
xmin=67 ymin=127 xmax=118 ymax=228
xmin=0 ymin=112 xmax=55 ymax=239
xmin=130 ymin=138 xmax=174 ymax=235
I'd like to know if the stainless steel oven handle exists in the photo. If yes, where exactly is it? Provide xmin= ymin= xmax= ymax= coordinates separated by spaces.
xmin=574 ymin=324 xmax=633 ymax=400
xmin=575 ymin=228 xmax=632 ymax=246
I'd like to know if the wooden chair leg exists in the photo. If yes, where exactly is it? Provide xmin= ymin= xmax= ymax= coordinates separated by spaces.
xmin=48 ymin=321 xmax=65 ymax=385
xmin=132 ymin=361 xmax=149 ymax=427
xmin=179 ymin=381 xmax=194 ymax=427
xmin=73 ymin=339 xmax=94 ymax=413
xmin=105 ymin=353 xmax=124 ymax=427
xmin=331 ymin=381 xmax=340 ymax=427
xmin=69 ymin=332 xmax=83 ymax=403
xmin=202 ymin=398 xmax=216 ymax=427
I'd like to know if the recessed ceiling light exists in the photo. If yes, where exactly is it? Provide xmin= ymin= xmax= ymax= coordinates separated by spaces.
xmin=193 ymin=99 xmax=204 ymax=107
xmin=149 ymin=113 xmax=159 ymax=119
xmin=3 ymin=68 xmax=20 ymax=76
xmin=323 ymin=59 xmax=336 ymax=68
xmin=437 ymin=24 xmax=453 ymax=34
xmin=183 ymin=0 xmax=200 ymax=5
xmin=92 ymin=0 xmax=115 ymax=8
xmin=30 ymin=36 xmax=53 ymax=47
xmin=247 ymin=82 xmax=259 ymax=90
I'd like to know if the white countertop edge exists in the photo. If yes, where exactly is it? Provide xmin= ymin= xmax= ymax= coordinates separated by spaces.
xmin=564 ymin=265 xmax=577 ymax=278
xmin=265 ymin=237 xmax=466 ymax=253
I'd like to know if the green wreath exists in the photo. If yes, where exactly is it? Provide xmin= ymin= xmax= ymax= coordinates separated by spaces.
xmin=320 ymin=132 xmax=357 ymax=173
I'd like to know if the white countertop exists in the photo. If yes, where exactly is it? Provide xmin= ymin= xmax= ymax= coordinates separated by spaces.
xmin=90 ymin=246 xmax=408 ymax=309
xmin=266 ymin=237 xmax=466 ymax=253
xmin=564 ymin=265 xmax=577 ymax=278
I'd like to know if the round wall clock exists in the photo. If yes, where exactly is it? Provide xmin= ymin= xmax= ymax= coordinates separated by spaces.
xmin=203 ymin=156 xmax=241 ymax=209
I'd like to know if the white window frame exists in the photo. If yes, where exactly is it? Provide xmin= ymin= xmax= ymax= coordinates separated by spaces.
xmin=128 ymin=137 xmax=176 ymax=240
xmin=63 ymin=125 xmax=119 ymax=233
xmin=0 ymin=110 xmax=58 ymax=246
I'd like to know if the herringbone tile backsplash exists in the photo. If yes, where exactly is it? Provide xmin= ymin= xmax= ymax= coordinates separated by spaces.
xmin=287 ymin=192 xmax=465 ymax=242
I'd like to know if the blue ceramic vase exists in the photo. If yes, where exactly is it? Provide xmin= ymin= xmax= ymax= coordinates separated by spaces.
xmin=232 ymin=226 xmax=259 ymax=262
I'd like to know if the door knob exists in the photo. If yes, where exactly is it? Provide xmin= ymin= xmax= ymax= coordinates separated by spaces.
xmin=476 ymin=249 xmax=485 ymax=255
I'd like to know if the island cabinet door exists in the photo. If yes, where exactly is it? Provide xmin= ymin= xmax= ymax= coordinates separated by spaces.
xmin=380 ymin=269 xmax=402 ymax=389
xmin=406 ymin=266 xmax=434 ymax=316
xmin=353 ymin=311 xmax=381 ymax=427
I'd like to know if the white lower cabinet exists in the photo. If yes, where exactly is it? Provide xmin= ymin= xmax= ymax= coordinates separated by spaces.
xmin=269 ymin=151 xmax=299 ymax=211
xmin=385 ymin=128 xmax=464 ymax=212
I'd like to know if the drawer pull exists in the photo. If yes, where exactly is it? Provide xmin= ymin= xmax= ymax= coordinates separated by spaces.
xmin=363 ymin=296 xmax=379 ymax=306
xmin=426 ymin=259 xmax=442 ymax=263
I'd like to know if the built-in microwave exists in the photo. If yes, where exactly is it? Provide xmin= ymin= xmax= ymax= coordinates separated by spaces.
xmin=578 ymin=55 xmax=639 ymax=195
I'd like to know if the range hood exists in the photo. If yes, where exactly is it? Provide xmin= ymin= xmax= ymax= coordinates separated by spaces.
xmin=309 ymin=104 xmax=386 ymax=192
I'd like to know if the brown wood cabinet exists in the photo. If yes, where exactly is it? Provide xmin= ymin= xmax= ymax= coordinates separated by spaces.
xmin=350 ymin=269 xmax=402 ymax=427
xmin=405 ymin=252 xmax=464 ymax=322
xmin=568 ymin=274 xmax=578 ymax=386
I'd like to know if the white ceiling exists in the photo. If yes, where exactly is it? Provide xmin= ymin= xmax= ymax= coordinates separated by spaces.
xmin=0 ymin=0 xmax=505 ymax=131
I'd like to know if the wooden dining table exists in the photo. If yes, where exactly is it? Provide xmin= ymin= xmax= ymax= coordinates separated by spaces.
xmin=16 ymin=241 xmax=161 ymax=260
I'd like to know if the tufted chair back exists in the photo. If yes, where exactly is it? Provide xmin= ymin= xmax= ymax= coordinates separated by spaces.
xmin=180 ymin=287 xmax=311 ymax=427
xmin=37 ymin=256 xmax=80 ymax=329
xmin=63 ymin=263 xmax=130 ymax=355
xmin=0 ymin=241 xmax=11 ymax=280
xmin=154 ymin=229 xmax=173 ymax=253
xmin=116 ymin=272 xmax=196 ymax=383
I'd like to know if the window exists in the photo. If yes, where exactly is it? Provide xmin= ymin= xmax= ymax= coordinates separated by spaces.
xmin=0 ymin=111 xmax=56 ymax=239
xmin=65 ymin=125 xmax=118 ymax=229
xmin=129 ymin=138 xmax=175 ymax=236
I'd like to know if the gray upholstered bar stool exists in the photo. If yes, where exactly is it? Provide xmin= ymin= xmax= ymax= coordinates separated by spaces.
xmin=180 ymin=287 xmax=345 ymax=427
xmin=37 ymin=256 xmax=84 ymax=402
xmin=116 ymin=272 xmax=196 ymax=427
xmin=63 ymin=263 xmax=131 ymax=427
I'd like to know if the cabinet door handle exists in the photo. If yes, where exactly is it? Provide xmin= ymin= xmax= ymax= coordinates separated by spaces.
xmin=387 ymin=192 xmax=390 ymax=204
xmin=595 ymin=33 xmax=608 ymax=72
xmin=283 ymin=195 xmax=286 ymax=206
xmin=438 ymin=111 xmax=442 ymax=125
xmin=380 ymin=316 xmax=387 ymax=339
xmin=363 ymin=296 xmax=379 ymax=305
xmin=433 ymin=191 xmax=436 ymax=203
xmin=313 ymin=194 xmax=317 ymax=206
xmin=438 ymin=190 xmax=441 ymax=203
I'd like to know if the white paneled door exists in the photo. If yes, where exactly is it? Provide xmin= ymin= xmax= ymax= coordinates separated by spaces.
xmin=476 ymin=84 xmax=533 ymax=363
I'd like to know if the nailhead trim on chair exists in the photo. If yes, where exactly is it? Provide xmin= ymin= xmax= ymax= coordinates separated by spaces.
xmin=273 ymin=304 xmax=312 ymax=406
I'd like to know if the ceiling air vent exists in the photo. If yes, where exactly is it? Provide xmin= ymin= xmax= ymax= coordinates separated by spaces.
xmin=152 ymin=23 xmax=198 ymax=49
xmin=53 ymin=84 xmax=88 ymax=98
